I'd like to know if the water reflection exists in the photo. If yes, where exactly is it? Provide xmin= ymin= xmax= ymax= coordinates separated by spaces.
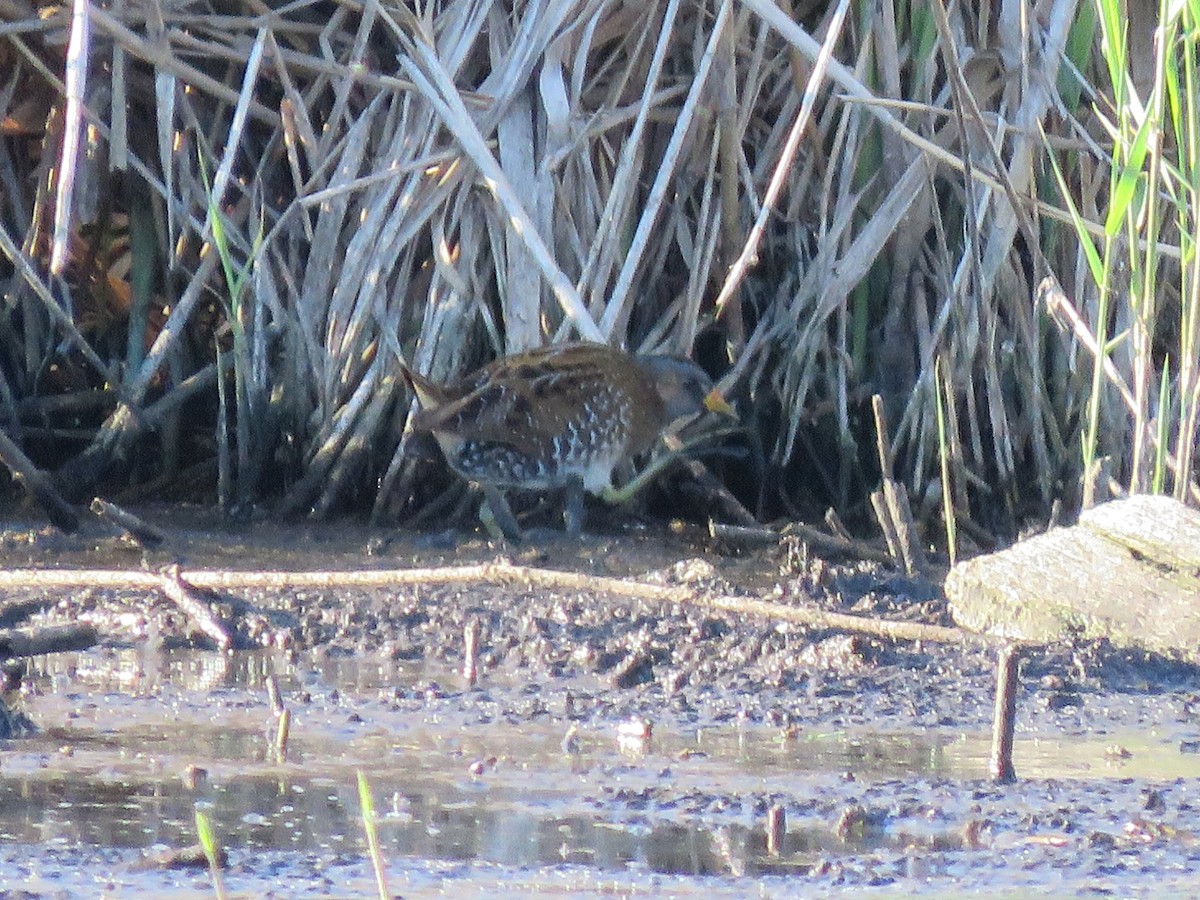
xmin=0 ymin=648 xmax=954 ymax=878
xmin=4 ymin=647 xmax=1197 ymax=883
xmin=0 ymin=769 xmax=885 ymax=876
xmin=27 ymin=645 xmax=424 ymax=696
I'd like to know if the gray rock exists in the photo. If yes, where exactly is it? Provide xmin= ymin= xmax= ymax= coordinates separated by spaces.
xmin=946 ymin=495 xmax=1200 ymax=658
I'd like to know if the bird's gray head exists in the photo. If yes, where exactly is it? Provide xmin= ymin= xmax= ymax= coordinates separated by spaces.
xmin=636 ymin=355 xmax=736 ymax=423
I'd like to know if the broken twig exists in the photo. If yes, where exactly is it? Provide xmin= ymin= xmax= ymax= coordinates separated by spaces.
xmin=158 ymin=565 xmax=233 ymax=651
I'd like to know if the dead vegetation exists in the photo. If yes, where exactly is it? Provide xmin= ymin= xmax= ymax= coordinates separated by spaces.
xmin=0 ymin=0 xmax=1196 ymax=550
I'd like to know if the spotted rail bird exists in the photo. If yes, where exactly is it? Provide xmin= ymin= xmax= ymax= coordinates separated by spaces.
xmin=400 ymin=342 xmax=735 ymax=537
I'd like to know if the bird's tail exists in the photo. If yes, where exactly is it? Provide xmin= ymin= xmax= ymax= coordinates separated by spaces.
xmin=398 ymin=364 xmax=448 ymax=411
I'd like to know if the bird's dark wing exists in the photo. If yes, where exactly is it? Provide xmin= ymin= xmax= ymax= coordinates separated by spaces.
xmin=405 ymin=343 xmax=628 ymax=455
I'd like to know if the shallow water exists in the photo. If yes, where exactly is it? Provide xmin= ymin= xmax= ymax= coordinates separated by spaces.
xmin=4 ymin=647 xmax=1200 ymax=897
xmin=2 ymin=512 xmax=1200 ymax=896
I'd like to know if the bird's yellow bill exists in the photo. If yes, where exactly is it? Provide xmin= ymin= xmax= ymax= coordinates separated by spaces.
xmin=704 ymin=388 xmax=737 ymax=418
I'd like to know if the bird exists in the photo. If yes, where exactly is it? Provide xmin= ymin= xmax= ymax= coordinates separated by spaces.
xmin=399 ymin=341 xmax=735 ymax=538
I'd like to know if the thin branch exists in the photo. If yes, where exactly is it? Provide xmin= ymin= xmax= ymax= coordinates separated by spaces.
xmin=0 ymin=561 xmax=1012 ymax=648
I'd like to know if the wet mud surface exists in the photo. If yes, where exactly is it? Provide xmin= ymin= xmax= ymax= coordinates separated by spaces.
xmin=2 ymin=505 xmax=1200 ymax=896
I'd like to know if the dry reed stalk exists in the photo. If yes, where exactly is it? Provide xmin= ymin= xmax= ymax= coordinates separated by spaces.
xmin=0 ymin=0 xmax=1192 ymax=542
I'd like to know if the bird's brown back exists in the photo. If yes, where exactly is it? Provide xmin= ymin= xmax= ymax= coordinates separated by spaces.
xmin=407 ymin=343 xmax=667 ymax=459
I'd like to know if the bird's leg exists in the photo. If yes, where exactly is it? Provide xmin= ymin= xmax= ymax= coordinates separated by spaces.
xmin=563 ymin=476 xmax=585 ymax=534
xmin=477 ymin=482 xmax=523 ymax=541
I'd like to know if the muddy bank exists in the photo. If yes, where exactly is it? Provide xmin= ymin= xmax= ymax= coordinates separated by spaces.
xmin=2 ymin=507 xmax=1200 ymax=896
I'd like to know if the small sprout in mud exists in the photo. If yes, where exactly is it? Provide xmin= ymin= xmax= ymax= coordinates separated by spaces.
xmin=561 ymin=723 xmax=581 ymax=755
xmin=194 ymin=808 xmax=228 ymax=900
xmin=274 ymin=708 xmax=291 ymax=762
xmin=617 ymin=716 xmax=652 ymax=754
xmin=357 ymin=771 xmax=390 ymax=900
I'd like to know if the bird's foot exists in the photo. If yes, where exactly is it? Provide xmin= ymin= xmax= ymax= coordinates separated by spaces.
xmin=478 ymin=483 xmax=523 ymax=542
